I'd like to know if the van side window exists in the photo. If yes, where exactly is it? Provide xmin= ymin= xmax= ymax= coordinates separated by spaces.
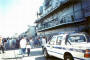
xmin=56 ymin=36 xmax=63 ymax=45
xmin=68 ymin=35 xmax=86 ymax=44
xmin=49 ymin=37 xmax=57 ymax=45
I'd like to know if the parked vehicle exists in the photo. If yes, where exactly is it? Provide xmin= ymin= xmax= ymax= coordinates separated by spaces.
xmin=43 ymin=32 xmax=90 ymax=60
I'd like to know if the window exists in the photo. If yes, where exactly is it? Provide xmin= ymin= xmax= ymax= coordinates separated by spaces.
xmin=82 ymin=0 xmax=90 ymax=17
xmin=74 ymin=3 xmax=81 ymax=11
xmin=44 ymin=0 xmax=52 ymax=9
xmin=44 ymin=22 xmax=49 ymax=28
xmin=60 ymin=17 xmax=65 ymax=23
xmin=67 ymin=35 xmax=86 ymax=44
xmin=82 ymin=0 xmax=87 ymax=8
xmin=49 ymin=37 xmax=57 ymax=45
xmin=86 ymin=0 xmax=90 ymax=7
xmin=56 ymin=36 xmax=63 ymax=45
xmin=74 ymin=10 xmax=83 ymax=21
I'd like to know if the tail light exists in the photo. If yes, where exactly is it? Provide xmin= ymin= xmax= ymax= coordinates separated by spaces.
xmin=84 ymin=49 xmax=90 ymax=58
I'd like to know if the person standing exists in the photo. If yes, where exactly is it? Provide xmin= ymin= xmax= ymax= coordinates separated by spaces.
xmin=3 ymin=38 xmax=7 ymax=50
xmin=0 ymin=36 xmax=2 ymax=53
xmin=38 ymin=37 xmax=42 ymax=47
xmin=26 ymin=42 xmax=31 ymax=56
xmin=20 ymin=37 xmax=27 ymax=56
xmin=0 ymin=36 xmax=5 ymax=53
xmin=41 ymin=37 xmax=47 ymax=49
xmin=30 ymin=38 xmax=34 ymax=49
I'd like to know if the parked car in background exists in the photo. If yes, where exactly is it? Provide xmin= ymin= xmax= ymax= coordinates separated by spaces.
xmin=43 ymin=32 xmax=90 ymax=60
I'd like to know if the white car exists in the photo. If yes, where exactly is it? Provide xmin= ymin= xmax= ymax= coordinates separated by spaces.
xmin=43 ymin=33 xmax=90 ymax=60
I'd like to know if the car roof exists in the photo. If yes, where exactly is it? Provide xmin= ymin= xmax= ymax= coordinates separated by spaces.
xmin=53 ymin=34 xmax=68 ymax=37
xmin=69 ymin=32 xmax=86 ymax=36
xmin=53 ymin=32 xmax=87 ymax=37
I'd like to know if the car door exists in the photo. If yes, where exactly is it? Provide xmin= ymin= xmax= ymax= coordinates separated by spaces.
xmin=46 ymin=36 xmax=57 ymax=56
xmin=52 ymin=36 xmax=64 ymax=59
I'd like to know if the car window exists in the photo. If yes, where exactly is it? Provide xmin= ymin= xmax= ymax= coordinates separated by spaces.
xmin=49 ymin=36 xmax=57 ymax=45
xmin=56 ymin=36 xmax=63 ymax=45
xmin=68 ymin=35 xmax=86 ymax=43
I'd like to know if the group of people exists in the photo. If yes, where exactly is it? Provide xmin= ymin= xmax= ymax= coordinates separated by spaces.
xmin=19 ymin=37 xmax=32 ymax=56
xmin=19 ymin=36 xmax=47 ymax=56
xmin=0 ymin=35 xmax=47 ymax=57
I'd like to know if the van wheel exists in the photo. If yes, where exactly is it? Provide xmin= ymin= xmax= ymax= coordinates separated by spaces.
xmin=43 ymin=49 xmax=49 ymax=57
xmin=64 ymin=54 xmax=74 ymax=60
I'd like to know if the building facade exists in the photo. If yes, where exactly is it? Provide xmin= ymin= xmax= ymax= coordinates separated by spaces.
xmin=25 ymin=26 xmax=36 ymax=38
xmin=35 ymin=0 xmax=90 ymax=40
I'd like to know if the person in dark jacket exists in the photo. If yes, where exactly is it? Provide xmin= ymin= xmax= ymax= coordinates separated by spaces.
xmin=0 ymin=37 xmax=5 ymax=53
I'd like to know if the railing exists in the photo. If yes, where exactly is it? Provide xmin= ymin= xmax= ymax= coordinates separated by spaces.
xmin=37 ymin=9 xmax=88 ymax=31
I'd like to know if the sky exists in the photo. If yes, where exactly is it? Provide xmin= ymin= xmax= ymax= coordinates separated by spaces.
xmin=0 ymin=0 xmax=43 ymax=37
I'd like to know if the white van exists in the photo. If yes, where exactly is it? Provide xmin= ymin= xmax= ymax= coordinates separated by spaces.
xmin=43 ymin=33 xmax=90 ymax=60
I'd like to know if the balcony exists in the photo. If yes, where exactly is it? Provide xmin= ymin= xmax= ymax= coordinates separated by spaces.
xmin=35 ymin=0 xmax=72 ymax=23
xmin=37 ymin=8 xmax=87 ymax=32
xmin=38 ymin=19 xmax=85 ymax=32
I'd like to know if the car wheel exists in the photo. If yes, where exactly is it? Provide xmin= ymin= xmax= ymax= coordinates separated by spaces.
xmin=44 ymin=49 xmax=49 ymax=57
xmin=64 ymin=54 xmax=74 ymax=60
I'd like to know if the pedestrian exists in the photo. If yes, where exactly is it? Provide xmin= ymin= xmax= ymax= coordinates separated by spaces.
xmin=20 ymin=37 xmax=27 ymax=57
xmin=3 ymin=38 xmax=7 ymax=50
xmin=34 ymin=39 xmax=39 ymax=48
xmin=36 ymin=38 xmax=40 ymax=47
xmin=0 ymin=37 xmax=2 ymax=54
xmin=0 ymin=36 xmax=5 ymax=53
xmin=38 ymin=38 xmax=41 ymax=47
xmin=26 ymin=42 xmax=31 ymax=56
xmin=30 ymin=38 xmax=34 ymax=49
xmin=41 ymin=37 xmax=47 ymax=49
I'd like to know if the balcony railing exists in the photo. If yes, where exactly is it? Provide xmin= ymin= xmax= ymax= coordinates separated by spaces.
xmin=37 ymin=8 xmax=88 ymax=31
xmin=37 ymin=0 xmax=90 ymax=31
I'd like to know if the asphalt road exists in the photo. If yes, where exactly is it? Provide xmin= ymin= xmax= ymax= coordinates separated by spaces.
xmin=0 ymin=48 xmax=62 ymax=60
xmin=31 ymin=48 xmax=62 ymax=60
xmin=35 ymin=56 xmax=61 ymax=60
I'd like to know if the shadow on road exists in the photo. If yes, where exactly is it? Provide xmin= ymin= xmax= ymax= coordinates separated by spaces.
xmin=31 ymin=50 xmax=43 ymax=56
xmin=35 ymin=56 xmax=62 ymax=60
xmin=2 ymin=57 xmax=22 ymax=60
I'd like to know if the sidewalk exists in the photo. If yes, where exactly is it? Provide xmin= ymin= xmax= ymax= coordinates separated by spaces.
xmin=0 ymin=48 xmax=43 ymax=60
xmin=0 ymin=49 xmax=23 ymax=60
